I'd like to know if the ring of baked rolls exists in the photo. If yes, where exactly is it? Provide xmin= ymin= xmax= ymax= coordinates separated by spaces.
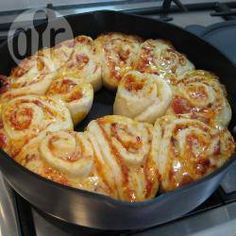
xmin=0 ymin=32 xmax=234 ymax=202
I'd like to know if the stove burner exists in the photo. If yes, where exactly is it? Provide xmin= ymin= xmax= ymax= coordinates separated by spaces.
xmin=160 ymin=0 xmax=187 ymax=21
xmin=211 ymin=2 xmax=236 ymax=21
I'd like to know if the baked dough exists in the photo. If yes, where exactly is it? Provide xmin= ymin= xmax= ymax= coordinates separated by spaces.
xmin=0 ymin=73 xmax=54 ymax=102
xmin=58 ymin=36 xmax=102 ymax=91
xmin=15 ymin=130 xmax=116 ymax=198
xmin=86 ymin=115 xmax=159 ymax=201
xmin=46 ymin=75 xmax=94 ymax=125
xmin=1 ymin=95 xmax=73 ymax=156
xmin=152 ymin=115 xmax=235 ymax=192
xmin=114 ymin=71 xmax=172 ymax=123
xmin=9 ymin=36 xmax=102 ymax=92
xmin=134 ymin=39 xmax=194 ymax=83
xmin=166 ymin=70 xmax=232 ymax=129
xmin=10 ymin=38 xmax=75 ymax=79
xmin=95 ymin=32 xmax=142 ymax=89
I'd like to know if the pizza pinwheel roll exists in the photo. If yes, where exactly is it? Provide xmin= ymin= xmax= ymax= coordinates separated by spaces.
xmin=135 ymin=39 xmax=194 ymax=83
xmin=10 ymin=53 xmax=51 ymax=80
xmin=15 ymin=130 xmax=117 ymax=198
xmin=46 ymin=76 xmax=94 ymax=125
xmin=42 ymin=38 xmax=75 ymax=69
xmin=166 ymin=70 xmax=232 ymax=129
xmin=86 ymin=115 xmax=159 ymax=202
xmin=10 ymin=38 xmax=75 ymax=79
xmin=0 ymin=73 xmax=54 ymax=103
xmin=1 ymin=95 xmax=73 ymax=156
xmin=114 ymin=71 xmax=172 ymax=123
xmin=152 ymin=115 xmax=235 ymax=192
xmin=95 ymin=32 xmax=142 ymax=90
xmin=59 ymin=36 xmax=102 ymax=91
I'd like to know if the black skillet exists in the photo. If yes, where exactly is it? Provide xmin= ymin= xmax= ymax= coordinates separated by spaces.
xmin=0 ymin=11 xmax=235 ymax=230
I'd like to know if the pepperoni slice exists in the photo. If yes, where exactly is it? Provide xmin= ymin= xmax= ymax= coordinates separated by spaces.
xmin=171 ymin=97 xmax=192 ymax=114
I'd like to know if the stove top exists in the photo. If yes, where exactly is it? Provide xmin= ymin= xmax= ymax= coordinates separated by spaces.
xmin=0 ymin=1 xmax=236 ymax=236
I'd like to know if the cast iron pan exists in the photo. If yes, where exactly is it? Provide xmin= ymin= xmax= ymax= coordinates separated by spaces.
xmin=0 ymin=11 xmax=235 ymax=230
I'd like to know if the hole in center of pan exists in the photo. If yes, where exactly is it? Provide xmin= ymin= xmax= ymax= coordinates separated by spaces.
xmin=75 ymin=88 xmax=116 ymax=131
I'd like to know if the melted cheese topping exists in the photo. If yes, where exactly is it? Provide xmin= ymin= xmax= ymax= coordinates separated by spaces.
xmin=167 ymin=70 xmax=232 ymax=129
xmin=114 ymin=71 xmax=172 ymax=123
xmin=152 ymin=115 xmax=235 ymax=192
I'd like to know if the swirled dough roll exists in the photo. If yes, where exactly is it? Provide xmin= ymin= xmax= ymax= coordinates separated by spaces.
xmin=46 ymin=75 xmax=94 ymax=125
xmin=86 ymin=115 xmax=159 ymax=202
xmin=95 ymin=33 xmax=142 ymax=90
xmin=43 ymin=38 xmax=76 ymax=69
xmin=15 ymin=130 xmax=117 ymax=198
xmin=114 ymin=71 xmax=172 ymax=123
xmin=3 ymin=39 xmax=76 ymax=101
xmin=10 ymin=38 xmax=75 ymax=79
xmin=152 ymin=115 xmax=235 ymax=192
xmin=0 ymin=73 xmax=54 ymax=103
xmin=10 ymin=53 xmax=51 ymax=80
xmin=58 ymin=36 xmax=102 ymax=91
xmin=134 ymin=39 xmax=194 ymax=84
xmin=1 ymin=95 xmax=73 ymax=156
xmin=166 ymin=70 xmax=232 ymax=129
